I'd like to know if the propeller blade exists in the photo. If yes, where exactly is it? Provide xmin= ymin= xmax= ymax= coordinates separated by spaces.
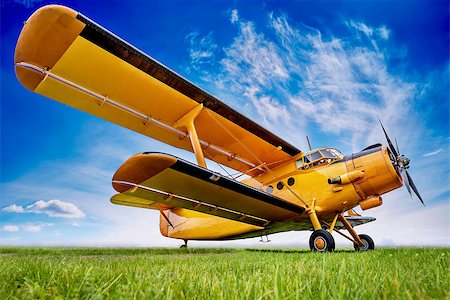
xmin=394 ymin=137 xmax=400 ymax=155
xmin=377 ymin=117 xmax=399 ymax=157
xmin=405 ymin=170 xmax=425 ymax=206
xmin=401 ymin=169 xmax=413 ymax=199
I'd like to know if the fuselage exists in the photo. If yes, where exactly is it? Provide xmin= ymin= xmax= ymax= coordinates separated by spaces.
xmin=160 ymin=144 xmax=403 ymax=240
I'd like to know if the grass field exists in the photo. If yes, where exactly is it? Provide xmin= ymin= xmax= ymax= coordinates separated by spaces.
xmin=1 ymin=247 xmax=448 ymax=299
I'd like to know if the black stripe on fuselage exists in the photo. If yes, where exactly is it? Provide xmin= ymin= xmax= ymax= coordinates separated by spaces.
xmin=142 ymin=152 xmax=305 ymax=214
xmin=75 ymin=14 xmax=300 ymax=157
xmin=342 ymin=146 xmax=382 ymax=162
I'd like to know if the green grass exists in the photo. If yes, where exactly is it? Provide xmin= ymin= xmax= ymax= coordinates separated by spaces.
xmin=1 ymin=247 xmax=448 ymax=299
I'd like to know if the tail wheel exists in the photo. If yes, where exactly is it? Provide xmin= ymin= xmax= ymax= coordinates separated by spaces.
xmin=354 ymin=234 xmax=375 ymax=251
xmin=309 ymin=229 xmax=335 ymax=252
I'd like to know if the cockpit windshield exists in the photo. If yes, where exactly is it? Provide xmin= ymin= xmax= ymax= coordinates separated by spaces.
xmin=296 ymin=148 xmax=344 ymax=169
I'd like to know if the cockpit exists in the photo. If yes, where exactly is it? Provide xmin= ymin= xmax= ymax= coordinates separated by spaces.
xmin=296 ymin=148 xmax=344 ymax=169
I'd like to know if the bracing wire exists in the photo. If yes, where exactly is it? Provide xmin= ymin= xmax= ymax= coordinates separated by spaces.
xmin=205 ymin=109 xmax=309 ymax=208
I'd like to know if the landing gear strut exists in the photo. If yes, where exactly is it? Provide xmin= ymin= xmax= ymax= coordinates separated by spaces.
xmin=317 ymin=213 xmax=376 ymax=252
xmin=180 ymin=239 xmax=188 ymax=249
xmin=309 ymin=229 xmax=335 ymax=252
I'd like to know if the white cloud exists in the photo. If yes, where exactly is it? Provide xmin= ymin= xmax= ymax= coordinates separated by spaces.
xmin=1 ymin=225 xmax=19 ymax=232
xmin=2 ymin=204 xmax=24 ymax=213
xmin=378 ymin=25 xmax=390 ymax=40
xmin=22 ymin=223 xmax=54 ymax=233
xmin=347 ymin=21 xmax=390 ymax=42
xmin=26 ymin=200 xmax=86 ymax=218
xmin=185 ymin=31 xmax=218 ymax=76
xmin=186 ymin=13 xmax=417 ymax=150
xmin=423 ymin=148 xmax=442 ymax=157
xmin=2 ymin=199 xmax=85 ymax=219
xmin=230 ymin=9 xmax=239 ymax=24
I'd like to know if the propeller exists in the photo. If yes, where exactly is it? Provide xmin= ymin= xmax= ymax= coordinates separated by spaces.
xmin=377 ymin=117 xmax=425 ymax=206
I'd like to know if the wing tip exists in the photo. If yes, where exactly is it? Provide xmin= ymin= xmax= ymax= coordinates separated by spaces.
xmin=112 ymin=152 xmax=178 ymax=193
xmin=14 ymin=5 xmax=84 ymax=91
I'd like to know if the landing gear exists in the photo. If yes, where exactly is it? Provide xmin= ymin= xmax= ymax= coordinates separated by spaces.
xmin=353 ymin=234 xmax=374 ymax=251
xmin=180 ymin=239 xmax=188 ymax=249
xmin=309 ymin=229 xmax=335 ymax=252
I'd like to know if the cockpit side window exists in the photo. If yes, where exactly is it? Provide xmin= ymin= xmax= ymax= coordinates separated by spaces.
xmin=309 ymin=151 xmax=322 ymax=161
xmin=297 ymin=148 xmax=343 ymax=170
xmin=320 ymin=149 xmax=334 ymax=158
xmin=295 ymin=159 xmax=304 ymax=169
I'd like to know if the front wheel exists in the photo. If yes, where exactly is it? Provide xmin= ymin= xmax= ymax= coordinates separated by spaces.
xmin=354 ymin=234 xmax=375 ymax=251
xmin=309 ymin=229 xmax=335 ymax=252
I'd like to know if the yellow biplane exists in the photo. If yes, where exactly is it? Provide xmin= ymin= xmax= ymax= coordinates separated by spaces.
xmin=15 ymin=5 xmax=424 ymax=251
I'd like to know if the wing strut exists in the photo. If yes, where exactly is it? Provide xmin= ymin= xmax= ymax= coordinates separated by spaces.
xmin=15 ymin=62 xmax=263 ymax=171
xmin=204 ymin=109 xmax=310 ymax=209
xmin=173 ymin=104 xmax=206 ymax=168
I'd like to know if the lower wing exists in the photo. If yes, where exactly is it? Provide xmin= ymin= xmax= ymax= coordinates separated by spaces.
xmin=111 ymin=152 xmax=305 ymax=227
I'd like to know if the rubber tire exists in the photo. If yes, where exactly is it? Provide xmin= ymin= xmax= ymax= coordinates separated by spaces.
xmin=354 ymin=234 xmax=375 ymax=251
xmin=309 ymin=229 xmax=335 ymax=252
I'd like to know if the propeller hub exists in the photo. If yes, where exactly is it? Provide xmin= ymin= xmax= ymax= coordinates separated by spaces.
xmin=397 ymin=155 xmax=410 ymax=169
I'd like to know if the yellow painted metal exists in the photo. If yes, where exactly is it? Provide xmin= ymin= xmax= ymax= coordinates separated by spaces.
xmin=160 ymin=208 xmax=262 ymax=240
xmin=308 ymin=210 xmax=322 ymax=231
xmin=337 ymin=170 xmax=366 ymax=185
xmin=347 ymin=209 xmax=361 ymax=217
xmin=306 ymin=198 xmax=321 ymax=231
xmin=315 ymin=237 xmax=325 ymax=249
xmin=328 ymin=214 xmax=339 ymax=233
xmin=17 ymin=27 xmax=293 ymax=175
xmin=110 ymin=193 xmax=161 ymax=210
xmin=14 ymin=6 xmax=407 ymax=243
xmin=153 ymin=143 xmax=404 ymax=242
xmin=359 ymin=195 xmax=383 ymax=210
xmin=338 ymin=214 xmax=363 ymax=246
xmin=173 ymin=104 xmax=206 ymax=168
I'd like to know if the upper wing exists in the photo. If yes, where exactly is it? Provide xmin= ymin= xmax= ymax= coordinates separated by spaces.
xmin=15 ymin=5 xmax=301 ymax=176
xmin=111 ymin=152 xmax=305 ymax=227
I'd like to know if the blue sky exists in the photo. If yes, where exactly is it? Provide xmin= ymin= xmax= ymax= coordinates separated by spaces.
xmin=0 ymin=0 xmax=448 ymax=247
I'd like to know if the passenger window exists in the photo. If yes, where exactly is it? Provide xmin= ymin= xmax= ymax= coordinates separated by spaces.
xmin=320 ymin=149 xmax=334 ymax=158
xmin=277 ymin=182 xmax=284 ymax=190
xmin=267 ymin=186 xmax=274 ymax=193
xmin=310 ymin=151 xmax=321 ymax=161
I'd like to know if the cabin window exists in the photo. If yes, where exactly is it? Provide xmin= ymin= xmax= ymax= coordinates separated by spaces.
xmin=287 ymin=177 xmax=295 ymax=186
xmin=308 ymin=151 xmax=322 ymax=161
xmin=298 ymin=148 xmax=344 ymax=170
xmin=267 ymin=186 xmax=274 ymax=193
xmin=277 ymin=182 xmax=284 ymax=190
xmin=320 ymin=149 xmax=334 ymax=158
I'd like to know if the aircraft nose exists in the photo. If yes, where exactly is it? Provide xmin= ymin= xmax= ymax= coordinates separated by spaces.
xmin=343 ymin=145 xmax=403 ymax=200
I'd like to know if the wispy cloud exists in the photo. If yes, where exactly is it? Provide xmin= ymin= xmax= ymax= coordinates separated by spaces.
xmin=1 ymin=225 xmax=19 ymax=232
xmin=1 ymin=204 xmax=24 ymax=213
xmin=185 ymin=30 xmax=218 ymax=80
xmin=184 ymin=10 xmax=449 ymax=218
xmin=22 ymin=223 xmax=54 ymax=233
xmin=2 ymin=199 xmax=85 ymax=219
xmin=423 ymin=148 xmax=442 ymax=157
xmin=186 ymin=11 xmax=430 ymax=153
xmin=1 ymin=223 xmax=54 ymax=233
xmin=347 ymin=21 xmax=390 ymax=42
xmin=230 ymin=9 xmax=239 ymax=24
